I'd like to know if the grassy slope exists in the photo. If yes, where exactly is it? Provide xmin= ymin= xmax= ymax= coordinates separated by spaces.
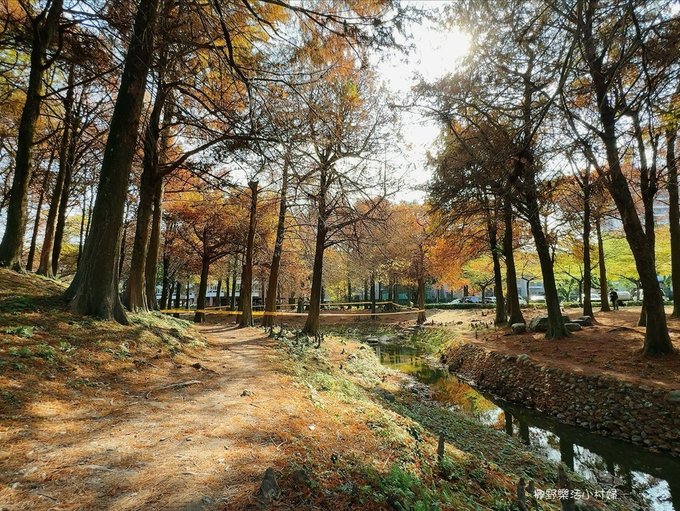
xmin=0 ymin=269 xmax=205 ymax=413
xmin=276 ymin=332 xmax=628 ymax=511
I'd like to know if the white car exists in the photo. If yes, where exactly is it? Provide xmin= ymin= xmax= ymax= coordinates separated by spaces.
xmin=517 ymin=296 xmax=528 ymax=306
xmin=529 ymin=293 xmax=546 ymax=302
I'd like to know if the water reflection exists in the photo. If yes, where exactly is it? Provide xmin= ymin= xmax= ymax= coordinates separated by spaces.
xmin=372 ymin=342 xmax=680 ymax=511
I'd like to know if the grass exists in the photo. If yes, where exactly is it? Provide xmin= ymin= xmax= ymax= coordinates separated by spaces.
xmin=274 ymin=328 xmax=636 ymax=510
xmin=0 ymin=269 xmax=207 ymax=412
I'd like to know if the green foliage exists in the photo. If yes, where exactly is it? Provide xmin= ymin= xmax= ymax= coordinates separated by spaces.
xmin=0 ymin=390 xmax=20 ymax=406
xmin=4 ymin=325 xmax=34 ymax=338
xmin=9 ymin=346 xmax=32 ymax=357
xmin=58 ymin=341 xmax=77 ymax=354
xmin=378 ymin=465 xmax=445 ymax=511
xmin=0 ymin=296 xmax=37 ymax=313
xmin=35 ymin=343 xmax=55 ymax=361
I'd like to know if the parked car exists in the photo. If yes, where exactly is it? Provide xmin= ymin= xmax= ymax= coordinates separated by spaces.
xmin=615 ymin=290 xmax=632 ymax=302
xmin=465 ymin=296 xmax=483 ymax=304
xmin=581 ymin=292 xmax=601 ymax=302
xmin=518 ymin=296 xmax=528 ymax=306
xmin=529 ymin=293 xmax=546 ymax=302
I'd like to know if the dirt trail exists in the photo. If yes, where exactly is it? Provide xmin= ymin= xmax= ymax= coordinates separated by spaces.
xmin=1 ymin=326 xmax=330 ymax=511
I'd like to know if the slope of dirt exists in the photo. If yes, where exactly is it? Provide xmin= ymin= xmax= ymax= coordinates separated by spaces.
xmin=430 ymin=306 xmax=680 ymax=388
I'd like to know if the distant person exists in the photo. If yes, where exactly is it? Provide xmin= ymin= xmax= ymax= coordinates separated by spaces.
xmin=609 ymin=290 xmax=619 ymax=310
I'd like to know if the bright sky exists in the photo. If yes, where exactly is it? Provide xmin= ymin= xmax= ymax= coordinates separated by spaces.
xmin=376 ymin=5 xmax=471 ymax=202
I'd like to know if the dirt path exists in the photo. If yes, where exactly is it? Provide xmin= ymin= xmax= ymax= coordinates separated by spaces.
xmin=1 ymin=326 xmax=337 ymax=510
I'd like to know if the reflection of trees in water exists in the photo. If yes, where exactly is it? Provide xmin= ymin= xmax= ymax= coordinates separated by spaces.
xmin=375 ymin=344 xmax=678 ymax=511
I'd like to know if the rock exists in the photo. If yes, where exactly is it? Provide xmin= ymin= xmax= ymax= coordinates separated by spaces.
xmin=258 ymin=467 xmax=279 ymax=501
xmin=517 ymin=354 xmax=530 ymax=363
xmin=241 ymin=390 xmax=254 ymax=397
xmin=565 ymin=322 xmax=582 ymax=332
xmin=510 ymin=323 xmax=526 ymax=334
xmin=290 ymin=468 xmax=311 ymax=488
xmin=666 ymin=390 xmax=680 ymax=403
xmin=575 ymin=315 xmax=593 ymax=326
xmin=365 ymin=337 xmax=379 ymax=343
xmin=529 ymin=316 xmax=549 ymax=332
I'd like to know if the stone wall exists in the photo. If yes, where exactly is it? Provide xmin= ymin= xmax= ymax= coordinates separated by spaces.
xmin=442 ymin=343 xmax=680 ymax=457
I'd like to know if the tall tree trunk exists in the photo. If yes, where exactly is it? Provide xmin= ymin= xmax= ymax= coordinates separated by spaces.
xmin=302 ymin=223 xmax=327 ymax=335
xmin=580 ymin=6 xmax=672 ymax=353
xmin=667 ymin=128 xmax=680 ymax=317
xmin=503 ymin=198 xmax=524 ymax=325
xmin=238 ymin=181 xmax=258 ymax=327
xmin=595 ymin=217 xmax=610 ymax=312
xmin=370 ymin=270 xmax=376 ymax=319
xmin=526 ymin=191 xmax=568 ymax=339
xmin=0 ymin=0 xmax=63 ymax=270
xmin=27 ymin=159 xmax=53 ymax=271
xmin=488 ymin=206 xmax=506 ymax=325
xmin=263 ymin=156 xmax=289 ymax=327
xmin=215 ymin=279 xmax=222 ymax=308
xmin=144 ymin=178 xmax=163 ymax=310
xmin=194 ymin=252 xmax=209 ymax=323
xmin=303 ymin=164 xmax=329 ymax=336
xmin=416 ymin=248 xmax=426 ymax=325
xmin=65 ymin=0 xmax=160 ymax=323
xmin=582 ymin=168 xmax=594 ymax=318
xmin=172 ymin=280 xmax=181 ymax=318
xmin=38 ymin=64 xmax=74 ymax=276
xmin=159 ymin=253 xmax=170 ymax=310
xmin=51 ymin=128 xmax=76 ymax=276
xmin=230 ymin=256 xmax=237 ymax=310
xmin=124 ymin=79 xmax=167 ymax=312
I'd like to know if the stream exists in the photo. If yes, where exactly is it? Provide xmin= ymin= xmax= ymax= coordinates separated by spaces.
xmin=371 ymin=341 xmax=680 ymax=511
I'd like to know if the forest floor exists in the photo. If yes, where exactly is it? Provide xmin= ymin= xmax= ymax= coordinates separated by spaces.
xmin=427 ymin=306 xmax=680 ymax=388
xmin=0 ymin=269 xmax=630 ymax=511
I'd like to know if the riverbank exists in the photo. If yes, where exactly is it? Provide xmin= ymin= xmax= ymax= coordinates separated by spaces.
xmin=442 ymin=340 xmax=680 ymax=458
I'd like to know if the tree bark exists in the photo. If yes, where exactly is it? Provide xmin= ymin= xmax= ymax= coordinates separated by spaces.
xmin=370 ymin=270 xmax=377 ymax=319
xmin=595 ymin=217 xmax=610 ymax=312
xmin=65 ymin=0 xmax=160 ymax=323
xmin=582 ymin=168 xmax=594 ymax=318
xmin=124 ymin=79 xmax=167 ymax=312
xmin=526 ymin=189 xmax=568 ymax=339
xmin=668 ymin=128 xmax=680 ymax=317
xmin=27 ymin=159 xmax=53 ymax=271
xmin=144 ymin=178 xmax=163 ymax=310
xmin=230 ymin=256 xmax=238 ymax=310
xmin=488 ymin=207 xmax=506 ymax=325
xmin=303 ymin=162 xmax=330 ymax=336
xmin=194 ymin=251 xmax=209 ymax=323
xmin=159 ymin=253 xmax=170 ymax=310
xmin=302 ymin=223 xmax=327 ymax=335
xmin=503 ymin=198 xmax=524 ymax=325
xmin=238 ymin=181 xmax=258 ymax=327
xmin=263 ymin=156 xmax=289 ymax=327
xmin=38 ymin=63 xmax=74 ymax=277
xmin=0 ymin=0 xmax=63 ymax=270
xmin=215 ymin=279 xmax=222 ymax=308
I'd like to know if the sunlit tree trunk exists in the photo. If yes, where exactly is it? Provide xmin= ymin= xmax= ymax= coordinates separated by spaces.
xmin=579 ymin=0 xmax=671 ymax=353
xmin=0 ymin=0 xmax=63 ymax=270
xmin=65 ymin=0 xmax=160 ymax=323
xmin=27 ymin=157 xmax=54 ymax=271
xmin=238 ymin=181 xmax=258 ymax=327
xmin=38 ymin=63 xmax=74 ymax=277
xmin=263 ymin=157 xmax=289 ymax=328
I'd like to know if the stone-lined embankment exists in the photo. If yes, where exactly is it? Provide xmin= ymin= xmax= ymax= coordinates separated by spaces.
xmin=442 ymin=343 xmax=680 ymax=457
